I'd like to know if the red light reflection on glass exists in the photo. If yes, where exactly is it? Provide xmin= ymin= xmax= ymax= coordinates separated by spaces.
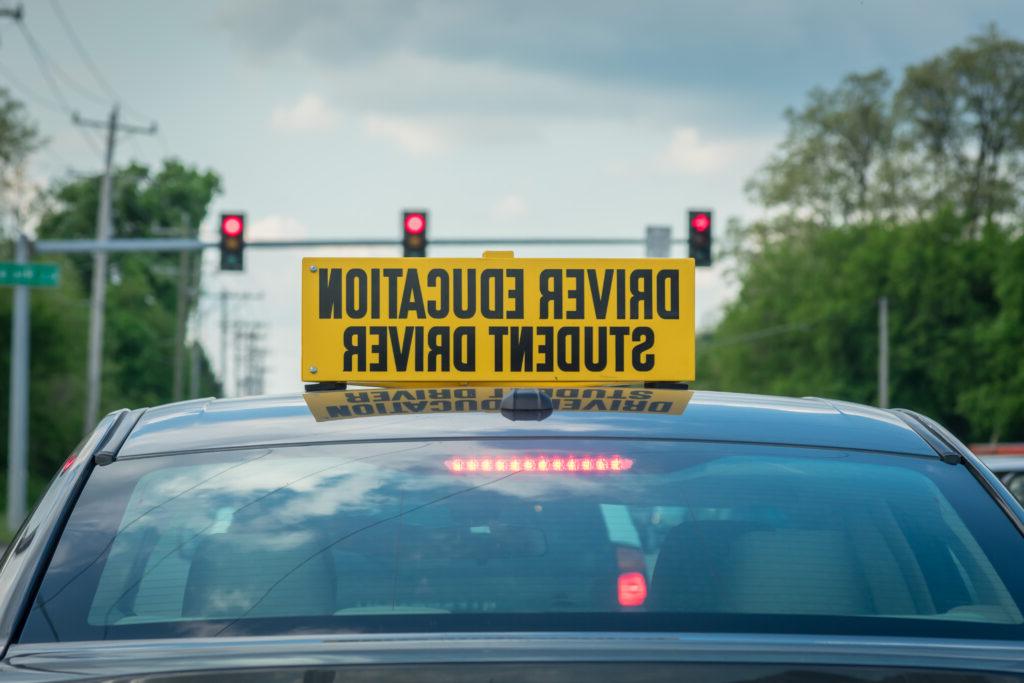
xmin=60 ymin=453 xmax=77 ymax=475
xmin=617 ymin=572 xmax=648 ymax=607
xmin=445 ymin=454 xmax=633 ymax=474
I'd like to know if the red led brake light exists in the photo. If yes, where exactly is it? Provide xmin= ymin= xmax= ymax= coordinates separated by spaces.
xmin=444 ymin=455 xmax=633 ymax=474
xmin=617 ymin=572 xmax=647 ymax=607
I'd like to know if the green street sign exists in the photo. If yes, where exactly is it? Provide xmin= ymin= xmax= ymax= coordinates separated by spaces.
xmin=0 ymin=262 xmax=60 ymax=288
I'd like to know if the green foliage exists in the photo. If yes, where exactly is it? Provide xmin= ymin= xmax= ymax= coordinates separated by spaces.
xmin=1 ymin=160 xmax=224 ymax=485
xmin=750 ymin=27 xmax=1024 ymax=228
xmin=0 ymin=253 xmax=90 ymax=481
xmin=747 ymin=70 xmax=895 ymax=225
xmin=701 ymin=212 xmax=1024 ymax=442
xmin=706 ymin=28 xmax=1024 ymax=443
xmin=898 ymin=26 xmax=1024 ymax=222
xmin=0 ymin=88 xmax=43 ymax=233
xmin=35 ymin=161 xmax=223 ymax=416
xmin=0 ymin=87 xmax=40 ymax=169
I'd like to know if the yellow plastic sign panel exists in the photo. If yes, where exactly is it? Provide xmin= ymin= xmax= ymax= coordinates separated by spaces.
xmin=304 ymin=386 xmax=693 ymax=422
xmin=301 ymin=256 xmax=695 ymax=383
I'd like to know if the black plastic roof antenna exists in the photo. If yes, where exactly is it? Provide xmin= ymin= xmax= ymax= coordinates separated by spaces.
xmin=500 ymin=388 xmax=554 ymax=422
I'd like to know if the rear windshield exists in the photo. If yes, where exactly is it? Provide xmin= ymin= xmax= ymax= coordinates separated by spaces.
xmin=20 ymin=439 xmax=1024 ymax=642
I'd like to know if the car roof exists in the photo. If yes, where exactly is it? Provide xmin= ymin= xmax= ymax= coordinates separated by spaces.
xmin=115 ymin=389 xmax=936 ymax=459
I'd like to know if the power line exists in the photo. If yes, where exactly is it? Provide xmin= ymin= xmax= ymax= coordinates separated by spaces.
xmin=48 ymin=0 xmax=119 ymax=102
xmin=0 ymin=58 xmax=64 ymax=114
xmin=17 ymin=16 xmax=106 ymax=107
xmin=15 ymin=21 xmax=73 ymax=112
xmin=47 ymin=1 xmax=169 ymax=163
xmin=14 ymin=19 xmax=102 ymax=156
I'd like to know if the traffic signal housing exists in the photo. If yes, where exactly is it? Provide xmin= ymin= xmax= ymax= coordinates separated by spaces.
xmin=219 ymin=213 xmax=245 ymax=271
xmin=402 ymin=210 xmax=428 ymax=257
xmin=688 ymin=210 xmax=712 ymax=267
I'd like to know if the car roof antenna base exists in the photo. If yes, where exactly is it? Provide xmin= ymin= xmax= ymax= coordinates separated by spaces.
xmin=500 ymin=388 xmax=554 ymax=422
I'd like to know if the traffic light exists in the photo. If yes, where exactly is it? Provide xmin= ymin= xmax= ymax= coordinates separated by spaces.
xmin=220 ymin=213 xmax=245 ymax=271
xmin=688 ymin=210 xmax=712 ymax=267
xmin=402 ymin=210 xmax=428 ymax=257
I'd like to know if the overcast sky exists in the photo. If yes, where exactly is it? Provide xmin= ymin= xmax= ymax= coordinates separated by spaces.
xmin=4 ymin=1 xmax=1023 ymax=395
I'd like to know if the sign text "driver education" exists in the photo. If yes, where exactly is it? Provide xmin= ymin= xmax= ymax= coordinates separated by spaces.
xmin=301 ymin=257 xmax=695 ymax=383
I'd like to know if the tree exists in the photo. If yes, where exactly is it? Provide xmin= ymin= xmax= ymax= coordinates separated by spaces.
xmin=0 ymin=160 xmax=225 ymax=495
xmin=0 ymin=86 xmax=42 ymax=230
xmin=898 ymin=26 xmax=1024 ymax=226
xmin=746 ymin=70 xmax=895 ymax=226
xmin=749 ymin=28 xmax=1024 ymax=230
xmin=36 ymin=160 xmax=223 ymax=417
xmin=703 ymin=28 xmax=1024 ymax=444
xmin=0 ymin=89 xmax=78 ymax=505
xmin=699 ymin=212 xmax=1020 ymax=442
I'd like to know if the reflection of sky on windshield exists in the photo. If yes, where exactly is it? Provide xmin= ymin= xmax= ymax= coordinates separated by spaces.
xmin=35 ymin=437 xmax=1024 ymax=638
xmin=117 ymin=438 xmax=948 ymax=599
xmin=124 ymin=440 xmax=646 ymax=537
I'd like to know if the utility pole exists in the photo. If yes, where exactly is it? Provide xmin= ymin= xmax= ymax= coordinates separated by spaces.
xmin=217 ymin=290 xmax=262 ymax=397
xmin=234 ymin=322 xmax=247 ymax=397
xmin=189 ymin=265 xmax=204 ymax=399
xmin=74 ymin=106 xmax=157 ymax=431
xmin=233 ymin=321 xmax=267 ymax=396
xmin=172 ymin=248 xmax=190 ymax=402
xmin=6 ymin=233 xmax=29 ymax=532
xmin=2 ymin=4 xmax=26 ymax=532
xmin=878 ymin=296 xmax=889 ymax=409
xmin=220 ymin=290 xmax=228 ymax=396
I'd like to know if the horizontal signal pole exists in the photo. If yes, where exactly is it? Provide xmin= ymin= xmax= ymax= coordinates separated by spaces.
xmin=431 ymin=238 xmax=691 ymax=246
xmin=35 ymin=236 xmax=690 ymax=254
xmin=35 ymin=238 xmax=210 ymax=254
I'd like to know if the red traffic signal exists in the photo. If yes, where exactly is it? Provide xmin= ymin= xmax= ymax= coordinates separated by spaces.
xmin=220 ymin=213 xmax=245 ymax=271
xmin=404 ymin=212 xmax=426 ymax=235
xmin=222 ymin=214 xmax=244 ymax=237
xmin=402 ymin=210 xmax=428 ymax=257
xmin=687 ymin=209 xmax=712 ymax=267
xmin=690 ymin=212 xmax=710 ymax=233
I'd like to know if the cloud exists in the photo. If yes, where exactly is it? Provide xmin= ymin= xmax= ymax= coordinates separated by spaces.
xmin=660 ymin=126 xmax=776 ymax=177
xmin=249 ymin=214 xmax=312 ymax=240
xmin=220 ymin=0 xmax=1024 ymax=128
xmin=270 ymin=94 xmax=339 ymax=132
xmin=363 ymin=114 xmax=447 ymax=155
xmin=661 ymin=127 xmax=741 ymax=174
xmin=491 ymin=194 xmax=528 ymax=220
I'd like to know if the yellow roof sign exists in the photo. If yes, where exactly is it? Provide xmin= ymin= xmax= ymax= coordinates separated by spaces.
xmin=301 ymin=256 xmax=695 ymax=384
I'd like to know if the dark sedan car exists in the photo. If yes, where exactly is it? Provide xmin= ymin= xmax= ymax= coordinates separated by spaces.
xmin=2 ymin=386 xmax=1024 ymax=681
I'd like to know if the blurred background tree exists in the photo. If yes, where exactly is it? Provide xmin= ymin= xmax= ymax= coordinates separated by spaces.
xmin=701 ymin=27 xmax=1024 ymax=444
xmin=0 ymin=92 xmax=223 ymax=502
